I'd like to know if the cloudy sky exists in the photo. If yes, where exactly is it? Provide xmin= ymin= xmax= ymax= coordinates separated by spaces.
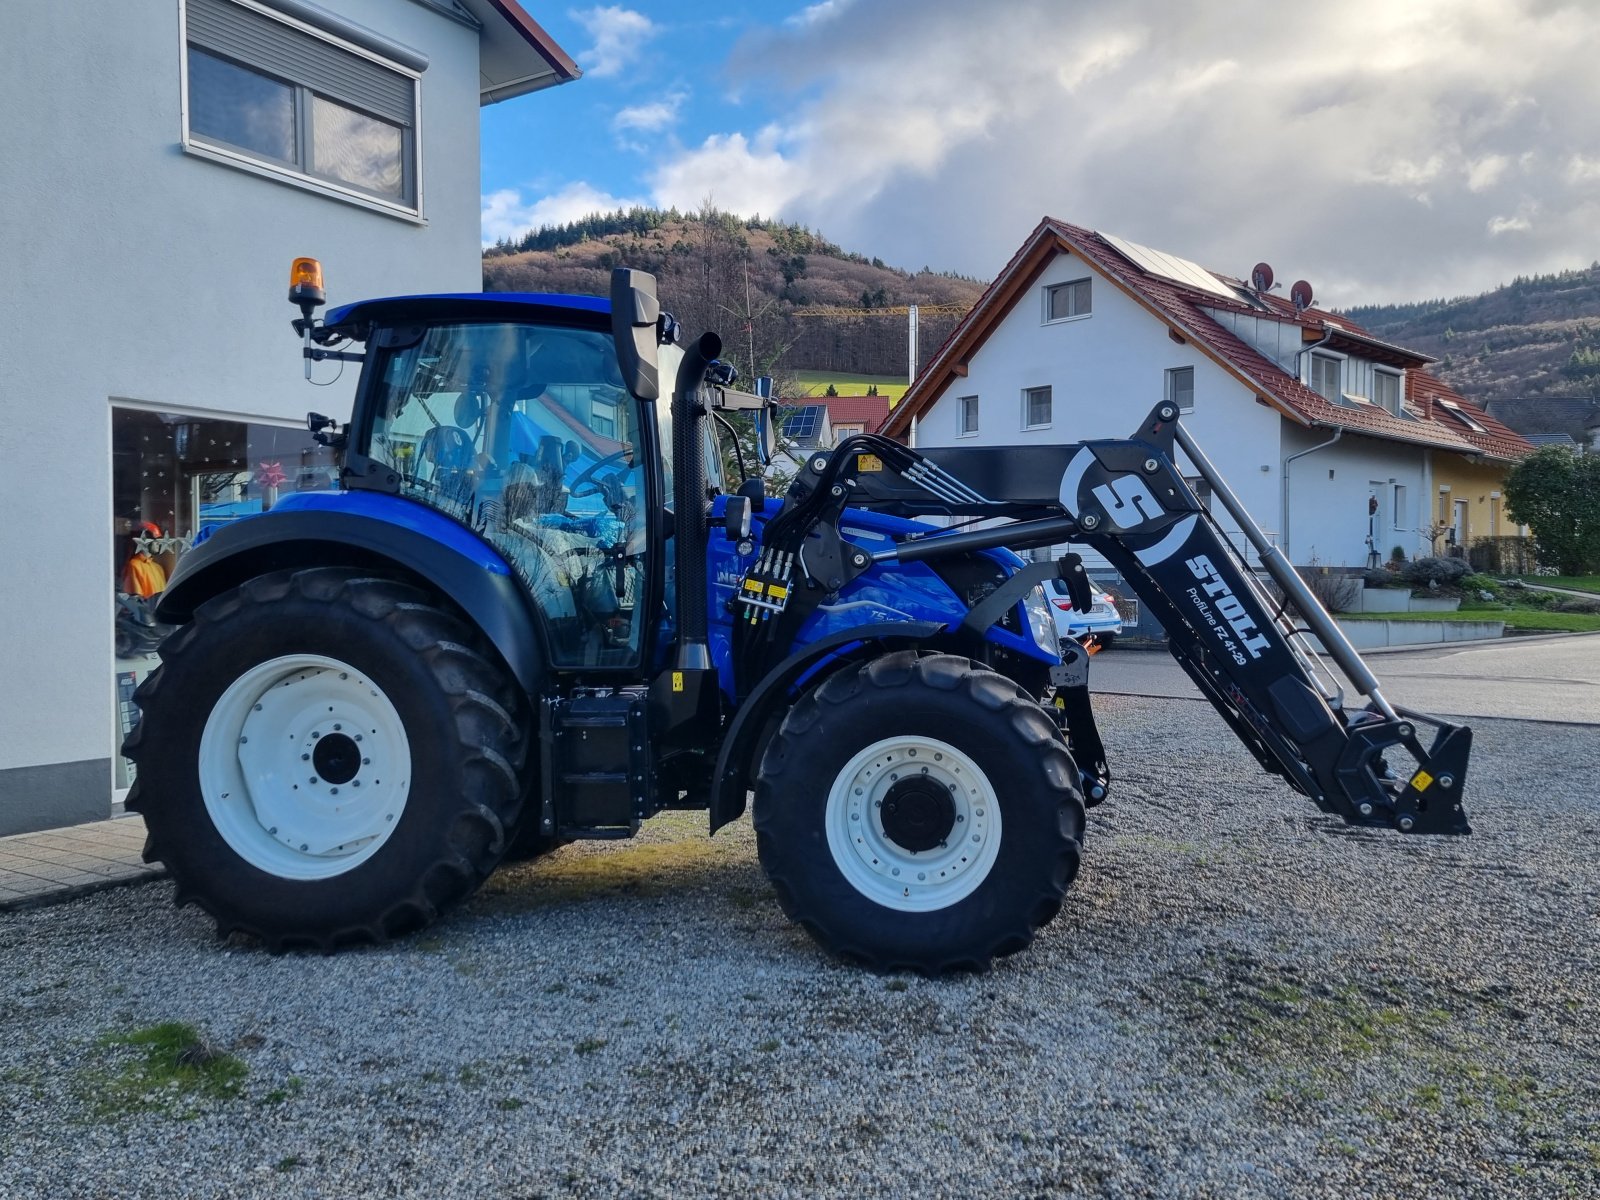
xmin=481 ymin=0 xmax=1600 ymax=306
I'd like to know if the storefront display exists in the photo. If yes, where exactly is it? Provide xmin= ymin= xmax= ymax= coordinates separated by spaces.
xmin=110 ymin=407 xmax=332 ymax=793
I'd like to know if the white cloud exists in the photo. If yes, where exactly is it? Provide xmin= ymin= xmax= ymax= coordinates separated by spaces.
xmin=481 ymin=182 xmax=648 ymax=244
xmin=612 ymin=91 xmax=687 ymax=135
xmin=786 ymin=1 xmax=851 ymax=28
xmin=571 ymin=6 xmax=658 ymax=79
xmin=1488 ymin=213 xmax=1533 ymax=236
xmin=1466 ymin=155 xmax=1510 ymax=192
xmin=617 ymin=0 xmax=1600 ymax=304
xmin=1566 ymin=154 xmax=1600 ymax=183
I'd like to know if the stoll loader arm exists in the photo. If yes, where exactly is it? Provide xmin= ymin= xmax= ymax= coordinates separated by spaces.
xmin=782 ymin=401 xmax=1472 ymax=837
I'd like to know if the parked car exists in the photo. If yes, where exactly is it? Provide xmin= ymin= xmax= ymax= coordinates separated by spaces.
xmin=1044 ymin=577 xmax=1123 ymax=649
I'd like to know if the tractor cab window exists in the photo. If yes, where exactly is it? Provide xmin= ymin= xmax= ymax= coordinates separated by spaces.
xmin=367 ymin=321 xmax=649 ymax=669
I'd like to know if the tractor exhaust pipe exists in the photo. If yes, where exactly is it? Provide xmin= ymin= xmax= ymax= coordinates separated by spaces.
xmin=671 ymin=331 xmax=722 ymax=670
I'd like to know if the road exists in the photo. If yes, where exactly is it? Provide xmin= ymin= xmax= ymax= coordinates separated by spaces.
xmin=1093 ymin=631 xmax=1600 ymax=726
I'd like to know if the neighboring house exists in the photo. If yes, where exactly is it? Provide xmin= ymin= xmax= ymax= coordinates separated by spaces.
xmin=882 ymin=218 xmax=1531 ymax=580
xmin=821 ymin=394 xmax=892 ymax=442
xmin=1482 ymin=397 xmax=1600 ymax=456
xmin=1409 ymin=373 xmax=1533 ymax=552
xmin=0 ymin=0 xmax=578 ymax=837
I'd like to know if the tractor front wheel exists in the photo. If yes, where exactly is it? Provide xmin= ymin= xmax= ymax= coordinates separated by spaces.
xmin=124 ymin=568 xmax=525 ymax=951
xmin=753 ymin=652 xmax=1085 ymax=973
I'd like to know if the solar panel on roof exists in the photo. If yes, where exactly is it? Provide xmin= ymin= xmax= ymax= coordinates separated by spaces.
xmin=782 ymin=405 xmax=824 ymax=439
xmin=1098 ymin=231 xmax=1244 ymax=303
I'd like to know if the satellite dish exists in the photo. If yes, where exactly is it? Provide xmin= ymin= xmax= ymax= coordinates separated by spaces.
xmin=1251 ymin=262 xmax=1275 ymax=292
xmin=1290 ymin=279 xmax=1314 ymax=311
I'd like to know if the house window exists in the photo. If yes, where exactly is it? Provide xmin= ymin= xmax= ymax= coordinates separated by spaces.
xmin=1167 ymin=366 xmax=1195 ymax=413
xmin=1044 ymin=279 xmax=1092 ymax=322
xmin=1310 ymin=353 xmax=1342 ymax=402
xmin=1373 ymin=369 xmax=1402 ymax=415
xmin=184 ymin=0 xmax=420 ymax=212
xmin=1392 ymin=483 xmax=1408 ymax=530
xmin=959 ymin=395 xmax=979 ymax=436
xmin=1023 ymin=386 xmax=1052 ymax=429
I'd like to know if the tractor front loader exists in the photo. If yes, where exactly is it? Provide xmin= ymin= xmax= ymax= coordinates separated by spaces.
xmin=123 ymin=264 xmax=1471 ymax=973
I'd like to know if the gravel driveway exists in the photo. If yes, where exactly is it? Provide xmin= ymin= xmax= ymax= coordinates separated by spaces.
xmin=2 ymin=695 xmax=1596 ymax=1199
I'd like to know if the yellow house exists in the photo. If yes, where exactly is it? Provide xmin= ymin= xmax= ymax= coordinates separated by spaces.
xmin=1408 ymin=373 xmax=1533 ymax=557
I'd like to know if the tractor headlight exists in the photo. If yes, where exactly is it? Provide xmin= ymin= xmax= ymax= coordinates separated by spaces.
xmin=1022 ymin=585 xmax=1059 ymax=656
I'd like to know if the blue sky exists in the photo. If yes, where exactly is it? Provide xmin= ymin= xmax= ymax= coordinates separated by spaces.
xmin=482 ymin=0 xmax=1600 ymax=306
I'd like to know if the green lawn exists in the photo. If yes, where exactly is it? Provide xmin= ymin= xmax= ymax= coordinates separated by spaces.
xmin=791 ymin=371 xmax=908 ymax=402
xmin=1517 ymin=575 xmax=1600 ymax=594
xmin=1341 ymin=608 xmax=1600 ymax=633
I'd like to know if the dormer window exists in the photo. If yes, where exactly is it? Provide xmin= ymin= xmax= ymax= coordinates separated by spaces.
xmin=1373 ymin=369 xmax=1402 ymax=416
xmin=1044 ymin=279 xmax=1092 ymax=322
xmin=1309 ymin=353 xmax=1342 ymax=402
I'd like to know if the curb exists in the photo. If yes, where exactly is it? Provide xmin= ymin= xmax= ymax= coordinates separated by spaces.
xmin=0 ymin=866 xmax=167 ymax=915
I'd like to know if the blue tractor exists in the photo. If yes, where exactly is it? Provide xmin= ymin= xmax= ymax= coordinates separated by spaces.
xmin=124 ymin=264 xmax=1473 ymax=972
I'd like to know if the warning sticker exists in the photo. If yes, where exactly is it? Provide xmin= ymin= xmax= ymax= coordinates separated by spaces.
xmin=1410 ymin=770 xmax=1434 ymax=792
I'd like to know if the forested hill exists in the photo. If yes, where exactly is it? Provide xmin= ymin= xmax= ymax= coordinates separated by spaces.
xmin=1340 ymin=263 xmax=1600 ymax=403
xmin=482 ymin=207 xmax=988 ymax=385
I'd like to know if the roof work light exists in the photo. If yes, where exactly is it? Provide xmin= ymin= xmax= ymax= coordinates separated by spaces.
xmin=289 ymin=257 xmax=326 ymax=320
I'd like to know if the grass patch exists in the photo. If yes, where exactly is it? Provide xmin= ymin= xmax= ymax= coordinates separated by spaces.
xmin=1518 ymin=575 xmax=1600 ymax=594
xmin=574 ymin=1038 xmax=607 ymax=1056
xmin=482 ymin=836 xmax=729 ymax=907
xmin=1340 ymin=609 xmax=1600 ymax=632
xmin=80 ymin=1023 xmax=247 ymax=1118
xmin=791 ymin=371 xmax=908 ymax=402
xmin=260 ymin=1076 xmax=304 ymax=1106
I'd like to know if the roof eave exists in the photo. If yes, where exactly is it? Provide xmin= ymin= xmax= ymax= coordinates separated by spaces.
xmin=464 ymin=0 xmax=581 ymax=106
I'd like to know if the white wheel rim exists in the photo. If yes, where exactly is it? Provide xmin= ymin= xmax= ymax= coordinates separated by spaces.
xmin=198 ymin=654 xmax=411 ymax=880
xmin=824 ymin=735 xmax=1002 ymax=912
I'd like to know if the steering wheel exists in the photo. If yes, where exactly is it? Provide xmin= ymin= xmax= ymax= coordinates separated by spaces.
xmin=569 ymin=448 xmax=633 ymax=500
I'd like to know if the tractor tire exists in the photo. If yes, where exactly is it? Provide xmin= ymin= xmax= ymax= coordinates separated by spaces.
xmin=124 ymin=568 xmax=526 ymax=951
xmin=753 ymin=651 xmax=1085 ymax=974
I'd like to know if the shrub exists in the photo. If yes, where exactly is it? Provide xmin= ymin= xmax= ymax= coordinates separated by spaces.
xmin=1389 ymin=545 xmax=1407 ymax=563
xmin=1361 ymin=568 xmax=1394 ymax=589
xmin=1458 ymin=572 xmax=1502 ymax=598
xmin=1294 ymin=563 xmax=1361 ymax=613
xmin=1400 ymin=556 xmax=1472 ymax=588
xmin=1553 ymin=596 xmax=1600 ymax=614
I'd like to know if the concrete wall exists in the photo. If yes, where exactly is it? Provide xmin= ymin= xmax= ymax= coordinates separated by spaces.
xmin=0 ymin=1 xmax=486 ymax=834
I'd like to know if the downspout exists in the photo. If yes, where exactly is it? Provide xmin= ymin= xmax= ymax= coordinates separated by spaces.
xmin=1281 ymin=324 xmax=1343 ymax=561
xmin=1282 ymin=427 xmax=1342 ymax=561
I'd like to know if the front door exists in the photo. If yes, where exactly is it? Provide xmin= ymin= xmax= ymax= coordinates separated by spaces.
xmin=365 ymin=321 xmax=651 ymax=669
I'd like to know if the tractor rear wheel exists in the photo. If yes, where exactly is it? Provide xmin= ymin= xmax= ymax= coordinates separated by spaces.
xmin=124 ymin=568 xmax=525 ymax=951
xmin=753 ymin=652 xmax=1085 ymax=973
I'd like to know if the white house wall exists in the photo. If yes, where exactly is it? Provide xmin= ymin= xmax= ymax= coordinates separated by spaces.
xmin=915 ymin=250 xmax=1285 ymax=570
xmin=1280 ymin=427 xmax=1429 ymax=566
xmin=0 ymin=0 xmax=487 ymax=831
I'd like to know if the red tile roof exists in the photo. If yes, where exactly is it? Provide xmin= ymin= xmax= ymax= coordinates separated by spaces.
xmin=881 ymin=217 xmax=1533 ymax=463
xmin=821 ymin=395 xmax=893 ymax=429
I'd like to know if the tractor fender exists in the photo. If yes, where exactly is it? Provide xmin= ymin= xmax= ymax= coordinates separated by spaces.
xmin=155 ymin=504 xmax=544 ymax=696
xmin=709 ymin=620 xmax=946 ymax=834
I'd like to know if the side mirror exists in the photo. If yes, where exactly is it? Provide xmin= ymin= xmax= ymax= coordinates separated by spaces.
xmin=753 ymin=376 xmax=777 ymax=467
xmin=610 ymin=268 xmax=661 ymax=402
xmin=754 ymin=403 xmax=778 ymax=466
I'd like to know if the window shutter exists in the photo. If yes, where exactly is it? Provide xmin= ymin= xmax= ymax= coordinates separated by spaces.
xmin=188 ymin=0 xmax=414 ymax=126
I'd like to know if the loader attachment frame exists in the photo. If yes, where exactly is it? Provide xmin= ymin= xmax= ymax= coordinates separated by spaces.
xmin=774 ymin=402 xmax=1471 ymax=837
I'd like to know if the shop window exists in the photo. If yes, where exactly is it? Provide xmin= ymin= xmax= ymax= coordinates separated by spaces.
xmin=111 ymin=407 xmax=330 ymax=790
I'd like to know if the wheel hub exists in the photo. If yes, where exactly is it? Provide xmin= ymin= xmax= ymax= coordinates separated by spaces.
xmin=880 ymin=777 xmax=956 ymax=853
xmin=311 ymin=732 xmax=362 ymax=786
xmin=199 ymin=654 xmax=411 ymax=880
xmin=824 ymin=736 xmax=1002 ymax=913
